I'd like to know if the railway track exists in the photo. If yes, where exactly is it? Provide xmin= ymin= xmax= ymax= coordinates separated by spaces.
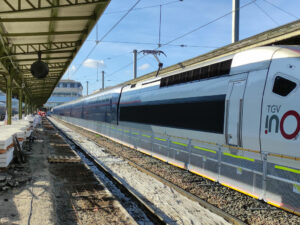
xmin=46 ymin=118 xmax=165 ymax=225
xmin=50 ymin=117 xmax=300 ymax=225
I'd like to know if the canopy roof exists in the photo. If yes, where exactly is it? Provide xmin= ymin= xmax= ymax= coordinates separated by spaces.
xmin=0 ymin=0 xmax=110 ymax=106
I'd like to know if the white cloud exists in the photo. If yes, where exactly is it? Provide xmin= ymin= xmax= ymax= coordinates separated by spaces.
xmin=138 ymin=63 xmax=150 ymax=70
xmin=83 ymin=58 xmax=105 ymax=68
xmin=69 ymin=65 xmax=76 ymax=72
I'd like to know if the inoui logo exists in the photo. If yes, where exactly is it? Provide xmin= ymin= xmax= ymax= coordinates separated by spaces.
xmin=265 ymin=105 xmax=300 ymax=140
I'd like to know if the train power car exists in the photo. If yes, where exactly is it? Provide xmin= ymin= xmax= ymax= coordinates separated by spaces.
xmin=53 ymin=46 xmax=300 ymax=214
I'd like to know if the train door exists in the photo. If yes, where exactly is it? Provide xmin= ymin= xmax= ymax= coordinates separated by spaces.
xmin=226 ymin=78 xmax=247 ymax=146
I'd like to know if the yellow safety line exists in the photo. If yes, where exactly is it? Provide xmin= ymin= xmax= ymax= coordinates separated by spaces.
xmin=117 ymin=129 xmax=123 ymax=131
xmin=153 ymin=155 xmax=167 ymax=162
xmin=171 ymin=141 xmax=187 ymax=147
xmin=154 ymin=137 xmax=167 ymax=142
xmin=223 ymin=152 xmax=255 ymax=162
xmin=193 ymin=146 xmax=216 ymax=154
xmin=132 ymin=132 xmax=139 ymax=135
xmin=221 ymin=182 xmax=259 ymax=199
xmin=139 ymin=150 xmax=151 ymax=156
xmin=169 ymin=162 xmax=185 ymax=169
xmin=142 ymin=134 xmax=151 ymax=138
xmin=274 ymin=165 xmax=300 ymax=174
xmin=266 ymin=200 xmax=282 ymax=208
xmin=189 ymin=169 xmax=216 ymax=181
xmin=124 ymin=130 xmax=129 ymax=133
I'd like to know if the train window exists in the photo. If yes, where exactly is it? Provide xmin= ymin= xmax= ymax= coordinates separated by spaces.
xmin=160 ymin=59 xmax=232 ymax=88
xmin=120 ymin=95 xmax=226 ymax=134
xmin=272 ymin=76 xmax=296 ymax=96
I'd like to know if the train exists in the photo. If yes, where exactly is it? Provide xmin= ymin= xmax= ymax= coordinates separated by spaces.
xmin=0 ymin=102 xmax=5 ymax=121
xmin=52 ymin=46 xmax=300 ymax=214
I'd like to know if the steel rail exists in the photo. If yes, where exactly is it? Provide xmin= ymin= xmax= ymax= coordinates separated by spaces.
xmin=47 ymin=118 xmax=166 ymax=225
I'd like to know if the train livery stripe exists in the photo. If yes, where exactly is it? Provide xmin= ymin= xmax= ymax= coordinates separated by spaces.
xmin=171 ymin=141 xmax=187 ymax=147
xmin=132 ymin=132 xmax=139 ymax=135
xmin=154 ymin=137 xmax=167 ymax=142
xmin=193 ymin=146 xmax=216 ymax=154
xmin=274 ymin=165 xmax=300 ymax=174
xmin=142 ymin=134 xmax=151 ymax=138
xmin=223 ymin=152 xmax=255 ymax=162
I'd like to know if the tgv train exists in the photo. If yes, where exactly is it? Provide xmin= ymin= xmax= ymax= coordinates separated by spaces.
xmin=53 ymin=46 xmax=300 ymax=214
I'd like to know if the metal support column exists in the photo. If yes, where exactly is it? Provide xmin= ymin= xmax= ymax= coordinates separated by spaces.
xmin=232 ymin=0 xmax=240 ymax=43
xmin=102 ymin=71 xmax=104 ymax=90
xmin=133 ymin=49 xmax=137 ymax=79
xmin=18 ymin=89 xmax=22 ymax=120
xmin=24 ymin=95 xmax=28 ymax=116
xmin=6 ymin=74 xmax=12 ymax=125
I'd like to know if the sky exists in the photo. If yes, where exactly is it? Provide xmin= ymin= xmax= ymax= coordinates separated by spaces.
xmin=62 ymin=0 xmax=300 ymax=95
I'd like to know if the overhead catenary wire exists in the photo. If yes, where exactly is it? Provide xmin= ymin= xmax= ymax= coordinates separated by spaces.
xmin=254 ymin=2 xmax=279 ymax=25
xmin=262 ymin=0 xmax=299 ymax=20
xmin=104 ymin=0 xmax=182 ymax=15
xmin=161 ymin=0 xmax=257 ymax=47
xmin=86 ymin=40 xmax=219 ymax=48
xmin=105 ymin=0 xmax=256 ymax=80
xmin=71 ymin=0 xmax=142 ymax=78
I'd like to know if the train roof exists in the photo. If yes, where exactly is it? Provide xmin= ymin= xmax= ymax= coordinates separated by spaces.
xmin=54 ymin=45 xmax=300 ymax=109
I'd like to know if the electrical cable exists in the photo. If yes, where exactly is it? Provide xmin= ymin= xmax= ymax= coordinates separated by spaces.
xmin=86 ymin=40 xmax=219 ymax=48
xmin=162 ymin=0 xmax=256 ymax=47
xmin=105 ymin=1 xmax=256 ymax=80
xmin=104 ymin=0 xmax=181 ymax=15
xmin=262 ymin=0 xmax=298 ymax=19
xmin=254 ymin=2 xmax=279 ymax=25
xmin=71 ymin=0 xmax=141 ymax=77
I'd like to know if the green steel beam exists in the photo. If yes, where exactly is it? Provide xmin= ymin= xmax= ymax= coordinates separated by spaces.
xmin=6 ymin=74 xmax=12 ymax=124
xmin=0 ymin=0 xmax=107 ymax=14
xmin=14 ymin=56 xmax=71 ymax=62
xmin=11 ymin=42 xmax=78 ymax=54
xmin=0 ymin=16 xmax=94 ymax=22
xmin=18 ymin=88 xmax=22 ymax=119
xmin=1 ymin=30 xmax=86 ymax=37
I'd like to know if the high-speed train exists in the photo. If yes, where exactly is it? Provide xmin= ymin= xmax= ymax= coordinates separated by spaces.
xmin=53 ymin=46 xmax=300 ymax=214
xmin=0 ymin=102 xmax=5 ymax=120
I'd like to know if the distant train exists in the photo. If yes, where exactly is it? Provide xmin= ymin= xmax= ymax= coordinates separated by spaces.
xmin=0 ymin=102 xmax=5 ymax=120
xmin=53 ymin=46 xmax=300 ymax=214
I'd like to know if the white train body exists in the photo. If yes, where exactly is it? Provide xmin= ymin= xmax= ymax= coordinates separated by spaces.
xmin=53 ymin=46 xmax=300 ymax=214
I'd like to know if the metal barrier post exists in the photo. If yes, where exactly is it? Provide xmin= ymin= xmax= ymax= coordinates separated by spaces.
xmin=262 ymin=152 xmax=268 ymax=200
xmin=217 ymin=145 xmax=222 ymax=182
xmin=151 ymin=131 xmax=154 ymax=153
xmin=167 ymin=136 xmax=171 ymax=159
xmin=187 ymin=139 xmax=192 ymax=170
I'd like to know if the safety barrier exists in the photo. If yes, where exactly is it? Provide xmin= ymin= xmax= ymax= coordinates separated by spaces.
xmin=55 ymin=115 xmax=300 ymax=215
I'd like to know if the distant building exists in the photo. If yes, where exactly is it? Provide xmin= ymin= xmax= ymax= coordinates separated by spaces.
xmin=45 ymin=79 xmax=83 ymax=109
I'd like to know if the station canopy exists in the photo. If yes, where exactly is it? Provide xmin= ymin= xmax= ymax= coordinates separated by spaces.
xmin=0 ymin=0 xmax=110 ymax=107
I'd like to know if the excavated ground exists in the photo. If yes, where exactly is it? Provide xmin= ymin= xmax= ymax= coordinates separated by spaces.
xmin=0 ymin=119 xmax=138 ymax=225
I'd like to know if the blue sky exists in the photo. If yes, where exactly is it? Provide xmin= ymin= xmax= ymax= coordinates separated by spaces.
xmin=62 ymin=0 xmax=300 ymax=95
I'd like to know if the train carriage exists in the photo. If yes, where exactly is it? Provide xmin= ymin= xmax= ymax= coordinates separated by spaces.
xmin=53 ymin=46 xmax=300 ymax=214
